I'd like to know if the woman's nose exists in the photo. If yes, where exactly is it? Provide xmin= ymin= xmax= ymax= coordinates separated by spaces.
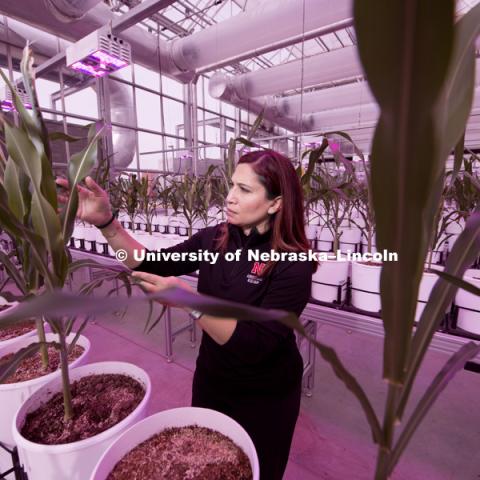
xmin=226 ymin=188 xmax=236 ymax=204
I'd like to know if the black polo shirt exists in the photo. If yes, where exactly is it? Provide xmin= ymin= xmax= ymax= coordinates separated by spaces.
xmin=133 ymin=222 xmax=314 ymax=392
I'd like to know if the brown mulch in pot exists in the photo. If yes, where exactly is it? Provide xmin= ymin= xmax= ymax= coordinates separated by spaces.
xmin=20 ymin=374 xmax=145 ymax=445
xmin=0 ymin=320 xmax=36 ymax=342
xmin=107 ymin=425 xmax=253 ymax=480
xmin=0 ymin=344 xmax=85 ymax=384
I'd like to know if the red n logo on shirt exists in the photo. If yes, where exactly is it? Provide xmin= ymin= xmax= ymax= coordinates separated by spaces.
xmin=251 ymin=262 xmax=266 ymax=276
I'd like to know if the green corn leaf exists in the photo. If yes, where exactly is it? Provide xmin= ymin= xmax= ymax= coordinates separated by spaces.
xmin=440 ymin=3 xmax=480 ymax=159
xmin=3 ymin=156 xmax=27 ymax=222
xmin=396 ymin=209 xmax=480 ymax=421
xmin=48 ymin=131 xmax=83 ymax=143
xmin=0 ymin=251 xmax=27 ymax=295
xmin=0 ymin=285 xmax=381 ymax=445
xmin=62 ymin=123 xmax=103 ymax=243
xmin=386 ymin=342 xmax=480 ymax=477
xmin=433 ymin=270 xmax=480 ymax=296
xmin=451 ymin=132 xmax=465 ymax=187
xmin=354 ymin=0 xmax=455 ymax=384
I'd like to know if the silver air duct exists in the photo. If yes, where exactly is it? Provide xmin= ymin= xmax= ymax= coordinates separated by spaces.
xmin=209 ymin=46 xmax=363 ymax=101
xmin=43 ymin=0 xmax=104 ymax=23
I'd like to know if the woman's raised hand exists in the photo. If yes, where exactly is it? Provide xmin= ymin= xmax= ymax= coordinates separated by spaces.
xmin=56 ymin=176 xmax=113 ymax=226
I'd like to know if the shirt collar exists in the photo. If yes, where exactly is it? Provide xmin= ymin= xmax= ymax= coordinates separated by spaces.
xmin=228 ymin=222 xmax=272 ymax=247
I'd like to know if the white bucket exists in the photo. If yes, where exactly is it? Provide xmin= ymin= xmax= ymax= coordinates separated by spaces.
xmin=13 ymin=362 xmax=151 ymax=480
xmin=351 ymin=262 xmax=382 ymax=313
xmin=311 ymin=260 xmax=349 ymax=303
xmin=90 ymin=407 xmax=259 ymax=480
xmin=0 ymin=333 xmax=91 ymax=447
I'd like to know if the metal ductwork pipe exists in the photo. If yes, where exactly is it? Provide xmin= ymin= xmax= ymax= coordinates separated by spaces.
xmin=273 ymin=81 xmax=374 ymax=117
xmin=306 ymin=85 xmax=480 ymax=134
xmin=170 ymin=0 xmax=352 ymax=72
xmin=307 ymin=103 xmax=379 ymax=132
xmin=274 ymin=60 xmax=480 ymax=118
xmin=108 ymin=75 xmax=137 ymax=170
xmin=209 ymin=73 xmax=313 ymax=133
xmin=209 ymin=46 xmax=363 ymax=100
xmin=43 ymin=0 xmax=104 ymax=23
xmin=0 ymin=20 xmax=136 ymax=170
xmin=1 ymin=0 xmax=354 ymax=82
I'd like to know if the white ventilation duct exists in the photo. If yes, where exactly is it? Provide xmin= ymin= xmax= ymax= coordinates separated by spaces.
xmin=208 ymin=80 xmax=313 ymax=132
xmin=0 ymin=0 xmax=353 ymax=79
xmin=308 ymin=103 xmax=379 ymax=131
xmin=43 ymin=0 xmax=104 ymax=23
xmin=170 ymin=0 xmax=352 ymax=72
xmin=271 ymin=81 xmax=374 ymax=117
xmin=0 ymin=19 xmax=136 ymax=170
xmin=305 ymin=82 xmax=480 ymax=132
xmin=209 ymin=46 xmax=363 ymax=101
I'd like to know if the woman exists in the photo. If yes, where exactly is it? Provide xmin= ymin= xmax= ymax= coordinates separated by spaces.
xmin=57 ymin=150 xmax=314 ymax=479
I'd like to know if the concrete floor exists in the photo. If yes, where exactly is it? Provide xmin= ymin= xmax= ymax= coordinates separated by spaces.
xmin=83 ymin=297 xmax=480 ymax=480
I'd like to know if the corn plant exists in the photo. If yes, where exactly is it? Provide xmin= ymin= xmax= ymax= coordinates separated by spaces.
xmin=0 ymin=46 xmax=135 ymax=421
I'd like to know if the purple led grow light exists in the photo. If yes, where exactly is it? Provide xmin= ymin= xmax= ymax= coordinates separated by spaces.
xmin=1 ymin=99 xmax=32 ymax=112
xmin=70 ymin=49 xmax=129 ymax=77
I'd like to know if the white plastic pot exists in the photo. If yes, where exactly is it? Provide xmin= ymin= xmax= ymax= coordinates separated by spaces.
xmin=339 ymin=226 xmax=362 ymax=254
xmin=351 ymin=261 xmax=382 ymax=313
xmin=311 ymin=259 xmax=349 ymax=304
xmin=316 ymin=226 xmax=334 ymax=252
xmin=90 ymin=407 xmax=259 ymax=480
xmin=13 ymin=361 xmax=151 ymax=480
xmin=415 ymin=267 xmax=445 ymax=322
xmin=456 ymin=276 xmax=480 ymax=335
xmin=0 ymin=333 xmax=90 ymax=477
xmin=0 ymin=333 xmax=91 ymax=448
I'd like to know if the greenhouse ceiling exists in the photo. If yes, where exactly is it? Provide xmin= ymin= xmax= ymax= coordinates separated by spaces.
xmin=0 ymin=0 xmax=480 ymax=152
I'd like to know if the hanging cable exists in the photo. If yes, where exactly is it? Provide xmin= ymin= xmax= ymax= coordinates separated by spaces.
xmin=297 ymin=0 xmax=307 ymax=166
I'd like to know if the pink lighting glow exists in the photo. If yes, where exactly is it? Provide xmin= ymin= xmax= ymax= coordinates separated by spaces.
xmin=329 ymin=141 xmax=340 ymax=153
xmin=70 ymin=49 xmax=129 ymax=78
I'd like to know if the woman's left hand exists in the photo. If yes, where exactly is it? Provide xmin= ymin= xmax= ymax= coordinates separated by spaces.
xmin=130 ymin=272 xmax=195 ymax=307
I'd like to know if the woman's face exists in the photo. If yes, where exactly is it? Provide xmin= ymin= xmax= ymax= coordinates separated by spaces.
xmin=225 ymin=163 xmax=281 ymax=232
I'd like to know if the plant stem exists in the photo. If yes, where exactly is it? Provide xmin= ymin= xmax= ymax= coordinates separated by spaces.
xmin=36 ymin=317 xmax=49 ymax=369
xmin=59 ymin=333 xmax=74 ymax=422
xmin=375 ymin=384 xmax=400 ymax=480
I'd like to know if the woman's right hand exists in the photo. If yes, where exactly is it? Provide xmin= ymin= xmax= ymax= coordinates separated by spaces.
xmin=56 ymin=176 xmax=113 ymax=226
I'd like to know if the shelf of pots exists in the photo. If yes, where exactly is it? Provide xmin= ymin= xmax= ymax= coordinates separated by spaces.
xmin=0 ymin=47 xmax=152 ymax=480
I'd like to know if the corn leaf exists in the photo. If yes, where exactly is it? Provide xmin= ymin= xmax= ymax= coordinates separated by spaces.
xmin=396 ymin=209 xmax=480 ymax=420
xmin=433 ymin=270 xmax=480 ymax=296
xmin=354 ymin=0 xmax=455 ymax=384
xmin=386 ymin=342 xmax=480 ymax=476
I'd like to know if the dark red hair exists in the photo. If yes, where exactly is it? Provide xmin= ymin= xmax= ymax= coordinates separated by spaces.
xmin=216 ymin=149 xmax=316 ymax=275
